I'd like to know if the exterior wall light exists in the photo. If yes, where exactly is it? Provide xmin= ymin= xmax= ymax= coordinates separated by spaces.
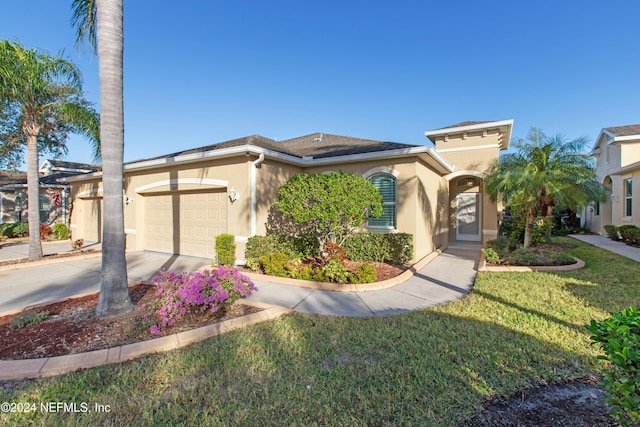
xmin=228 ymin=188 xmax=239 ymax=203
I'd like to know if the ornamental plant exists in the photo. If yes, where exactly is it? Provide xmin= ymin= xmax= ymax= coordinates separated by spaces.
xmin=149 ymin=268 xmax=256 ymax=333
xmin=274 ymin=171 xmax=383 ymax=258
xmin=587 ymin=306 xmax=640 ymax=423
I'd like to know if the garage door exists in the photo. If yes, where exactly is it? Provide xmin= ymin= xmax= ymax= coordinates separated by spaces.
xmin=144 ymin=191 xmax=227 ymax=258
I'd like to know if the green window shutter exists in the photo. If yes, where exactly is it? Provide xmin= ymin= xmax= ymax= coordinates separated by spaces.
xmin=368 ymin=174 xmax=396 ymax=228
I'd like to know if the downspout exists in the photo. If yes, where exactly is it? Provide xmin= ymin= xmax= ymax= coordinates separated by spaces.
xmin=250 ymin=153 xmax=265 ymax=236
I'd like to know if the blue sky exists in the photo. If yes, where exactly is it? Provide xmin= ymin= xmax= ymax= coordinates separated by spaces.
xmin=2 ymin=1 xmax=640 ymax=167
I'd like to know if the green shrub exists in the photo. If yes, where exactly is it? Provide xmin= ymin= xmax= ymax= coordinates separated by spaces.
xmin=586 ymin=306 xmax=640 ymax=423
xmin=486 ymin=237 xmax=519 ymax=259
xmin=52 ymin=222 xmax=69 ymax=240
xmin=351 ymin=262 xmax=378 ymax=284
xmin=503 ymin=248 xmax=544 ymax=266
xmin=215 ymin=233 xmax=236 ymax=266
xmin=321 ymin=259 xmax=350 ymax=284
xmin=258 ymin=252 xmax=290 ymax=277
xmin=604 ymin=225 xmax=620 ymax=240
xmin=273 ymin=171 xmax=384 ymax=256
xmin=1 ymin=222 xmax=29 ymax=238
xmin=245 ymin=234 xmax=316 ymax=261
xmin=619 ymin=225 xmax=640 ymax=246
xmin=344 ymin=232 xmax=413 ymax=264
xmin=482 ymin=247 xmax=501 ymax=264
xmin=10 ymin=311 xmax=49 ymax=329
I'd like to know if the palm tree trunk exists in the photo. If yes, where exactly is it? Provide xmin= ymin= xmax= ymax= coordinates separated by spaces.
xmin=95 ymin=0 xmax=132 ymax=317
xmin=523 ymin=208 xmax=536 ymax=249
xmin=25 ymin=118 xmax=43 ymax=259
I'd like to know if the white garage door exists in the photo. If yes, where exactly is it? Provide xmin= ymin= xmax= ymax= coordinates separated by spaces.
xmin=144 ymin=191 xmax=227 ymax=258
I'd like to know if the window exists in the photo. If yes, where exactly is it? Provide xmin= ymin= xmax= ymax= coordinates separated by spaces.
xmin=367 ymin=173 xmax=396 ymax=228
xmin=624 ymin=178 xmax=633 ymax=217
xmin=39 ymin=194 xmax=51 ymax=223
xmin=457 ymin=177 xmax=479 ymax=188
xmin=594 ymin=202 xmax=600 ymax=216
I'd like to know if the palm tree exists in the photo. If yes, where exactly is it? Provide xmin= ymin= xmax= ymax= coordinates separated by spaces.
xmin=72 ymin=0 xmax=133 ymax=316
xmin=485 ymin=128 xmax=608 ymax=248
xmin=0 ymin=40 xmax=99 ymax=259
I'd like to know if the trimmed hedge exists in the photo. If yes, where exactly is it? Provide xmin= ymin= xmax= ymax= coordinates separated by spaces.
xmin=246 ymin=232 xmax=414 ymax=266
xmin=604 ymin=225 xmax=619 ymax=240
xmin=246 ymin=234 xmax=317 ymax=261
xmin=215 ymin=233 xmax=236 ymax=266
xmin=344 ymin=232 xmax=413 ymax=264
xmin=619 ymin=225 xmax=640 ymax=246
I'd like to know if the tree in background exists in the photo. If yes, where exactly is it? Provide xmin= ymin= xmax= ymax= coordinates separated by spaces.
xmin=274 ymin=171 xmax=384 ymax=257
xmin=0 ymin=40 xmax=99 ymax=259
xmin=72 ymin=0 xmax=133 ymax=317
xmin=485 ymin=128 xmax=608 ymax=248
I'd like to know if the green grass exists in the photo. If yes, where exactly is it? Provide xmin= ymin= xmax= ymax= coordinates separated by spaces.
xmin=1 ymin=237 xmax=637 ymax=426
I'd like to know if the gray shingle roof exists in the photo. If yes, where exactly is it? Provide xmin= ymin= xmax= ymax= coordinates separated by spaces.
xmin=278 ymin=133 xmax=416 ymax=159
xmin=134 ymin=133 xmax=419 ymax=163
xmin=433 ymin=121 xmax=494 ymax=130
xmin=604 ymin=124 xmax=640 ymax=137
xmin=47 ymin=160 xmax=97 ymax=171
xmin=0 ymin=170 xmax=27 ymax=186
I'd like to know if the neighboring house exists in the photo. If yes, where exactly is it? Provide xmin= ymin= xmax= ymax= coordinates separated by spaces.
xmin=585 ymin=124 xmax=640 ymax=234
xmin=66 ymin=120 xmax=513 ymax=263
xmin=0 ymin=160 xmax=97 ymax=226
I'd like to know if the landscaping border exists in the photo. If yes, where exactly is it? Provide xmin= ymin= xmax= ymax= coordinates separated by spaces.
xmin=478 ymin=253 xmax=585 ymax=272
xmin=0 ymin=296 xmax=290 ymax=381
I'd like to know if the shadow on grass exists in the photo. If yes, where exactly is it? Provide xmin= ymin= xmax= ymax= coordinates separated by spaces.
xmin=0 ymin=307 xmax=601 ymax=426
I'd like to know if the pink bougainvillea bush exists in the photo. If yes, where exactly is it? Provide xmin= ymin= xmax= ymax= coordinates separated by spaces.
xmin=148 ymin=268 xmax=257 ymax=334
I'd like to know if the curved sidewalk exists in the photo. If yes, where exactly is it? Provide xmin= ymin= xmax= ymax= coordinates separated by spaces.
xmin=246 ymin=243 xmax=481 ymax=316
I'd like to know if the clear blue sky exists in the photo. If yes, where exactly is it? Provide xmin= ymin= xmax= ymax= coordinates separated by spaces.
xmin=2 ymin=1 xmax=640 ymax=167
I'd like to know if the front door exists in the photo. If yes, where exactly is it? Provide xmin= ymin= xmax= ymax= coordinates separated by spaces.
xmin=456 ymin=192 xmax=481 ymax=241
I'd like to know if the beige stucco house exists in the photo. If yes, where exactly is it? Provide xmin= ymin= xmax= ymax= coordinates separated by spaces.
xmin=0 ymin=160 xmax=96 ymax=226
xmin=585 ymin=124 xmax=640 ymax=233
xmin=66 ymin=120 xmax=513 ymax=264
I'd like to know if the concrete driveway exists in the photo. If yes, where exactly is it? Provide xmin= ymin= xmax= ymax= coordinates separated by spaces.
xmin=0 ymin=249 xmax=211 ymax=313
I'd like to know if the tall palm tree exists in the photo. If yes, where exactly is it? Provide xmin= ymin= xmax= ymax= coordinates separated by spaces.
xmin=72 ymin=0 xmax=133 ymax=316
xmin=485 ymin=128 xmax=608 ymax=248
xmin=0 ymin=40 xmax=99 ymax=259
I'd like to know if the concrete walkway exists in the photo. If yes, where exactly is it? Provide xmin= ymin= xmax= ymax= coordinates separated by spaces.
xmin=570 ymin=233 xmax=640 ymax=262
xmin=0 ymin=240 xmax=102 ymax=262
xmin=246 ymin=243 xmax=480 ymax=316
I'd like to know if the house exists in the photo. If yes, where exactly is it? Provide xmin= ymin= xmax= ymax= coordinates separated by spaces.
xmin=66 ymin=120 xmax=513 ymax=263
xmin=585 ymin=124 xmax=640 ymax=234
xmin=0 ymin=160 xmax=97 ymax=226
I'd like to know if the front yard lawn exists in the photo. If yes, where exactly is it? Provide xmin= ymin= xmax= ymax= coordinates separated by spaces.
xmin=1 ymin=237 xmax=637 ymax=425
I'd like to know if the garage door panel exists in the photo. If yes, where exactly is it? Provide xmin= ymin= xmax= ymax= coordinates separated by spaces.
xmin=143 ymin=191 xmax=227 ymax=258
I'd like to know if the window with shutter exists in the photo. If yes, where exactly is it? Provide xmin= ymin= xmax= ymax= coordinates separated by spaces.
xmin=367 ymin=174 xmax=396 ymax=228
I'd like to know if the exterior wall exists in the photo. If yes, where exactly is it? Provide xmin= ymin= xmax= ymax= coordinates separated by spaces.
xmin=70 ymin=179 xmax=103 ymax=242
xmin=433 ymin=128 xmax=502 ymax=174
xmin=305 ymin=158 xmax=446 ymax=262
xmin=0 ymin=188 xmax=66 ymax=227
xmin=590 ymin=138 xmax=640 ymax=233
xmin=621 ymin=142 xmax=640 ymax=168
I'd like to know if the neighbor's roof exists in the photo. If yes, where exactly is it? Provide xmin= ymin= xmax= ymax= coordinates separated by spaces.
xmin=603 ymin=124 xmax=640 ymax=138
xmin=591 ymin=124 xmax=640 ymax=154
xmin=46 ymin=160 xmax=97 ymax=171
xmin=0 ymin=170 xmax=27 ymax=187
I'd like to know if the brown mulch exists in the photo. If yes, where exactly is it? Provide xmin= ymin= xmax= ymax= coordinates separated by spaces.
xmin=0 ymin=282 xmax=262 ymax=361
